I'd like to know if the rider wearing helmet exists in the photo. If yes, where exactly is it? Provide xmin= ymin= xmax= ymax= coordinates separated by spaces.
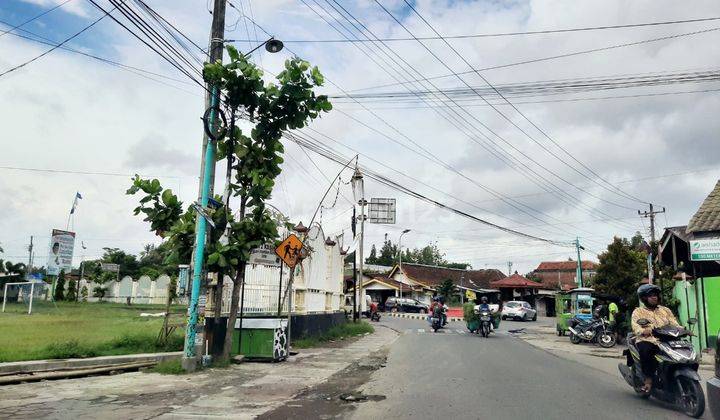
xmin=631 ymin=283 xmax=681 ymax=393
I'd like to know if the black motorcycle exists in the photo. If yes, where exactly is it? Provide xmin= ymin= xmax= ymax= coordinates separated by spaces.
xmin=474 ymin=305 xmax=493 ymax=338
xmin=568 ymin=316 xmax=616 ymax=348
xmin=431 ymin=305 xmax=445 ymax=332
xmin=618 ymin=321 xmax=705 ymax=418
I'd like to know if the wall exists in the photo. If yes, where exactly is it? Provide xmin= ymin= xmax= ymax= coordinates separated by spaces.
xmin=702 ymin=276 xmax=720 ymax=349
xmin=673 ymin=280 xmax=708 ymax=351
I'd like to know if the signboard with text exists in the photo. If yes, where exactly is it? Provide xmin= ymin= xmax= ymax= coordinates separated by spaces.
xmin=47 ymin=229 xmax=75 ymax=276
xmin=690 ymin=238 xmax=720 ymax=261
xmin=368 ymin=198 xmax=396 ymax=224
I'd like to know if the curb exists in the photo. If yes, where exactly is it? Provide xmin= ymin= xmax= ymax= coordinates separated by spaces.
xmin=0 ymin=352 xmax=182 ymax=376
xmin=384 ymin=312 xmax=463 ymax=323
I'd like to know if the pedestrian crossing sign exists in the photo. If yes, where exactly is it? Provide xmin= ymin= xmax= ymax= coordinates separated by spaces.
xmin=275 ymin=234 xmax=304 ymax=268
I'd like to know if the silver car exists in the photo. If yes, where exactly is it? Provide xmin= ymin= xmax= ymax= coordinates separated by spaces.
xmin=501 ymin=301 xmax=537 ymax=321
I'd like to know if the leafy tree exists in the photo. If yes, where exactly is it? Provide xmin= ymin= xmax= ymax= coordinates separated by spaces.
xmin=54 ymin=270 xmax=66 ymax=301
xmin=100 ymin=248 xmax=140 ymax=278
xmin=444 ymin=262 xmax=472 ymax=270
xmin=3 ymin=261 xmax=26 ymax=277
xmin=92 ymin=286 xmax=107 ymax=301
xmin=128 ymin=46 xmax=332 ymax=363
xmin=365 ymin=245 xmax=378 ymax=264
xmin=437 ymin=279 xmax=455 ymax=301
xmin=66 ymin=277 xmax=77 ymax=301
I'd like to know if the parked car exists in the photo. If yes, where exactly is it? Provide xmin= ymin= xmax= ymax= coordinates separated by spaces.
xmin=384 ymin=297 xmax=429 ymax=313
xmin=708 ymin=331 xmax=720 ymax=419
xmin=502 ymin=301 xmax=537 ymax=321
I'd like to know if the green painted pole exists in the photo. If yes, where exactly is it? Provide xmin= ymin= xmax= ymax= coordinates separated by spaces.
xmin=575 ymin=237 xmax=583 ymax=288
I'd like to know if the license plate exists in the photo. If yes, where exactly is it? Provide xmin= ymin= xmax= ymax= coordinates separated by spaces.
xmin=480 ymin=316 xmax=491 ymax=321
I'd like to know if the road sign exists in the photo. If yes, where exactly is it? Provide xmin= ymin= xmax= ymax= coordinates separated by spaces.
xmin=275 ymin=234 xmax=304 ymax=268
xmin=690 ymin=238 xmax=720 ymax=261
xmin=368 ymin=198 xmax=396 ymax=224
xmin=465 ymin=290 xmax=477 ymax=300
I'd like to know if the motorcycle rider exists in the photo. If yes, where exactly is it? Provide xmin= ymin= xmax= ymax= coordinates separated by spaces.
xmin=631 ymin=283 xmax=681 ymax=393
xmin=478 ymin=296 xmax=494 ymax=331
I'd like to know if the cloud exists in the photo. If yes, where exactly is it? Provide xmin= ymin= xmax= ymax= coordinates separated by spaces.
xmin=20 ymin=0 xmax=89 ymax=18
xmin=125 ymin=135 xmax=197 ymax=176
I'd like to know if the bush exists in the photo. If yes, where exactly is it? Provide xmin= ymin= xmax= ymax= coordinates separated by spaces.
xmin=54 ymin=271 xmax=66 ymax=301
xmin=150 ymin=359 xmax=184 ymax=375
xmin=80 ymin=286 xmax=88 ymax=302
xmin=43 ymin=340 xmax=98 ymax=359
xmin=66 ymin=278 xmax=77 ymax=301
xmin=463 ymin=302 xmax=478 ymax=323
xmin=93 ymin=286 xmax=107 ymax=301
xmin=293 ymin=321 xmax=374 ymax=349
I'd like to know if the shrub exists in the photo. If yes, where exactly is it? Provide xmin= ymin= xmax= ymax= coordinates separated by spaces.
xmin=66 ymin=278 xmax=77 ymax=301
xmin=463 ymin=302 xmax=478 ymax=323
xmin=54 ymin=271 xmax=66 ymax=301
xmin=43 ymin=340 xmax=98 ymax=359
xmin=150 ymin=359 xmax=184 ymax=375
xmin=80 ymin=286 xmax=88 ymax=302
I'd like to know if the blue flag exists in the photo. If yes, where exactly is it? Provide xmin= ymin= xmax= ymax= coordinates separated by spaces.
xmin=70 ymin=192 xmax=82 ymax=214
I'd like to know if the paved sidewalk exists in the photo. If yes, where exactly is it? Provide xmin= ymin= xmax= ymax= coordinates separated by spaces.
xmin=0 ymin=325 xmax=399 ymax=420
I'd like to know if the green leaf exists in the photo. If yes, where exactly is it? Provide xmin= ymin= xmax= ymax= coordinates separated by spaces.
xmin=226 ymin=45 xmax=241 ymax=62
xmin=161 ymin=189 xmax=174 ymax=206
xmin=311 ymin=66 xmax=324 ymax=85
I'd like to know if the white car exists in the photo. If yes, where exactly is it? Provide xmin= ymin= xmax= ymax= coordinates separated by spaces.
xmin=502 ymin=301 xmax=537 ymax=321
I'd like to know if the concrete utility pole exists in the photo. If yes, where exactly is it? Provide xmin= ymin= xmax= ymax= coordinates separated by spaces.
xmin=507 ymin=261 xmax=513 ymax=276
xmin=575 ymin=237 xmax=585 ymax=288
xmin=26 ymin=236 xmax=33 ymax=279
xmin=638 ymin=204 xmax=666 ymax=285
xmin=351 ymin=167 xmax=366 ymax=321
xmin=183 ymin=0 xmax=226 ymax=372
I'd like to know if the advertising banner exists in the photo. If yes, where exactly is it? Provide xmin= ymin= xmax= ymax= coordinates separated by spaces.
xmin=47 ymin=229 xmax=75 ymax=276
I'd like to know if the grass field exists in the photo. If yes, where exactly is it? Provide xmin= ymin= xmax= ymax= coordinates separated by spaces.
xmin=0 ymin=301 xmax=186 ymax=363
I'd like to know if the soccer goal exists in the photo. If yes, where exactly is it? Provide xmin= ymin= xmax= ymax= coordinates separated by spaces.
xmin=2 ymin=282 xmax=48 ymax=315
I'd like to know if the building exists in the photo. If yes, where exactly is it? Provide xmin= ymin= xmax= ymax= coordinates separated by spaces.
xmin=385 ymin=262 xmax=505 ymax=304
xmin=532 ymin=260 xmax=598 ymax=291
xmin=658 ymin=180 xmax=720 ymax=350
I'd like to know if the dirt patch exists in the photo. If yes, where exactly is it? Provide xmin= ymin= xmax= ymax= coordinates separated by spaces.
xmin=257 ymin=348 xmax=388 ymax=419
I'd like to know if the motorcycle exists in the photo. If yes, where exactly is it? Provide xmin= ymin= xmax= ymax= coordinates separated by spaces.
xmin=618 ymin=321 xmax=705 ymax=418
xmin=568 ymin=316 xmax=616 ymax=348
xmin=370 ymin=311 xmax=381 ymax=322
xmin=474 ymin=305 xmax=493 ymax=338
xmin=430 ymin=305 xmax=446 ymax=332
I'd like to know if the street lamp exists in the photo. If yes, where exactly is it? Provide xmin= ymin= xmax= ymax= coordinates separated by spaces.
xmin=398 ymin=229 xmax=411 ymax=301
xmin=239 ymin=37 xmax=284 ymax=57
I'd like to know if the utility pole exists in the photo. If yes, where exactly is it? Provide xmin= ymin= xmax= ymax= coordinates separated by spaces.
xmin=507 ymin=261 xmax=513 ymax=276
xmin=26 ymin=236 xmax=33 ymax=279
xmin=183 ymin=0 xmax=226 ymax=373
xmin=575 ymin=237 xmax=585 ymax=288
xmin=351 ymin=168 xmax=366 ymax=321
xmin=638 ymin=204 xmax=666 ymax=285
xmin=459 ymin=270 xmax=465 ymax=304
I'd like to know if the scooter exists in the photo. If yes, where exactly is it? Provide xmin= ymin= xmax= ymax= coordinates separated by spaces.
xmin=618 ymin=321 xmax=705 ymax=418
xmin=430 ymin=305 xmax=445 ymax=332
xmin=568 ymin=316 xmax=616 ymax=348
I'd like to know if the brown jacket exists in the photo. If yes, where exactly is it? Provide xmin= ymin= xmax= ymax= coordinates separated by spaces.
xmin=631 ymin=305 xmax=679 ymax=344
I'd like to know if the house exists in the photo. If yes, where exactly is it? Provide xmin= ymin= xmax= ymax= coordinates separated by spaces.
xmin=658 ymin=180 xmax=720 ymax=350
xmin=531 ymin=260 xmax=598 ymax=291
xmin=385 ymin=262 xmax=505 ymax=304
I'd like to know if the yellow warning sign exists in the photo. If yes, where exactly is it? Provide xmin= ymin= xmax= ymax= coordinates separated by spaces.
xmin=465 ymin=290 xmax=477 ymax=301
xmin=275 ymin=234 xmax=304 ymax=268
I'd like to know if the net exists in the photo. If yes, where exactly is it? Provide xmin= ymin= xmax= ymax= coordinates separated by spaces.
xmin=2 ymin=282 xmax=49 ymax=314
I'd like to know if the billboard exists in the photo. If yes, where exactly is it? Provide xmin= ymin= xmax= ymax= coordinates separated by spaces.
xmin=47 ymin=229 xmax=75 ymax=276
xmin=368 ymin=198 xmax=396 ymax=224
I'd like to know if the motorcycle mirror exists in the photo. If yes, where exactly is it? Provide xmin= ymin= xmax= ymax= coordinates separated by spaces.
xmin=636 ymin=318 xmax=651 ymax=327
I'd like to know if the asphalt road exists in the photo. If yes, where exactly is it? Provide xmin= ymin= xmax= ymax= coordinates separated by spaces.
xmin=350 ymin=316 xmax=702 ymax=420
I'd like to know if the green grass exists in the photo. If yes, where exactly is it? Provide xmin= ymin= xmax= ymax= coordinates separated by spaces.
xmin=292 ymin=321 xmax=374 ymax=349
xmin=149 ymin=359 xmax=185 ymax=375
xmin=0 ymin=301 xmax=186 ymax=363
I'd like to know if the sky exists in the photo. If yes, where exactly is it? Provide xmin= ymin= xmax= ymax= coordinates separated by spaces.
xmin=0 ymin=0 xmax=719 ymax=275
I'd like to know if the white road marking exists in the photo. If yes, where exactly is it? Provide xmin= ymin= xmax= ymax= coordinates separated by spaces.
xmin=418 ymin=329 xmax=425 ymax=333
xmin=456 ymin=330 xmax=465 ymax=334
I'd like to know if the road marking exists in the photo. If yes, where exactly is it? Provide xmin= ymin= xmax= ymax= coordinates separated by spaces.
xmin=418 ymin=329 xmax=425 ymax=333
xmin=456 ymin=330 xmax=465 ymax=334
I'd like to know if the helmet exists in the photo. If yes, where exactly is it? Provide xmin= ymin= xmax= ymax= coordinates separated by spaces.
xmin=637 ymin=284 xmax=660 ymax=303
xmin=480 ymin=296 xmax=488 ymax=303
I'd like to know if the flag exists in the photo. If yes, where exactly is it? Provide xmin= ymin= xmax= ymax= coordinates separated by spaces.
xmin=70 ymin=192 xmax=82 ymax=214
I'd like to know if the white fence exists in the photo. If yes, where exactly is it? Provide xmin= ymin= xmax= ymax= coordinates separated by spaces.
xmin=77 ymin=274 xmax=179 ymax=304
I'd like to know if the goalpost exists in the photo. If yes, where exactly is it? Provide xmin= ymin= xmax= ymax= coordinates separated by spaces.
xmin=2 ymin=282 xmax=48 ymax=315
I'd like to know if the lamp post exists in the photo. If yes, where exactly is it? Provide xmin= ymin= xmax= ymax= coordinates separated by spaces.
xmin=398 ymin=229 xmax=410 ymax=301
xmin=351 ymin=167 xmax=365 ymax=321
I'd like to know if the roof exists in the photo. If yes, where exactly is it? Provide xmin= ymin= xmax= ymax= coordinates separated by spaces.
xmin=535 ymin=260 xmax=598 ymax=271
xmin=391 ymin=263 xmax=506 ymax=290
xmin=490 ymin=272 xmax=541 ymax=288
xmin=687 ymin=180 xmax=720 ymax=233
xmin=665 ymin=225 xmax=692 ymax=243
xmin=361 ymin=276 xmax=407 ymax=290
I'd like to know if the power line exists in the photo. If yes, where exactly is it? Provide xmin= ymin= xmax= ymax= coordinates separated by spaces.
xmin=387 ymin=0 xmax=647 ymax=205
xmin=0 ymin=0 xmax=74 ymax=38
xmin=226 ymin=15 xmax=720 ymax=43
xmin=0 ymin=5 xmax=113 ymax=78
xmin=348 ymin=25 xmax=720 ymax=93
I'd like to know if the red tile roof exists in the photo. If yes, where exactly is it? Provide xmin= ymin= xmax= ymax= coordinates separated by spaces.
xmin=395 ymin=263 xmax=505 ymax=290
xmin=535 ymin=260 xmax=597 ymax=271
xmin=490 ymin=272 xmax=541 ymax=288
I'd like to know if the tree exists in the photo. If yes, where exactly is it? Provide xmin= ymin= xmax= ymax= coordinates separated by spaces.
xmin=365 ymin=244 xmax=378 ymax=265
xmin=128 ymin=47 xmax=332 ymax=364
xmin=54 ymin=270 xmax=66 ymax=301
xmin=80 ymin=285 xmax=88 ymax=302
xmin=92 ymin=271 xmax=115 ymax=302
xmin=437 ymin=279 xmax=455 ymax=301
xmin=66 ymin=277 xmax=77 ymax=301
xmin=593 ymin=236 xmax=647 ymax=331
xmin=100 ymin=248 xmax=140 ymax=278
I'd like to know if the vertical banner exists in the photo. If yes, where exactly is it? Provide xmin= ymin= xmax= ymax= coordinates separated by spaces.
xmin=47 ymin=229 xmax=76 ymax=276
